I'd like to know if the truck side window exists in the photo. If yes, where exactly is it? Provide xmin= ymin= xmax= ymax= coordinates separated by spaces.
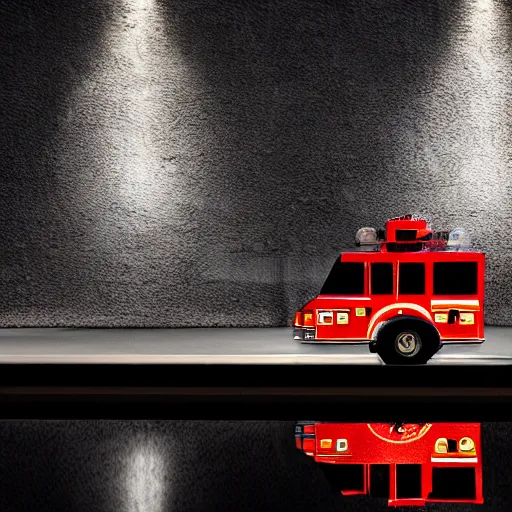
xmin=398 ymin=263 xmax=425 ymax=295
xmin=371 ymin=263 xmax=393 ymax=295
xmin=433 ymin=262 xmax=478 ymax=295
xmin=320 ymin=260 xmax=365 ymax=295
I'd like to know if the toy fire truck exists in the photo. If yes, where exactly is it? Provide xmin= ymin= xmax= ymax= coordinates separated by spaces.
xmin=295 ymin=421 xmax=483 ymax=507
xmin=293 ymin=215 xmax=485 ymax=364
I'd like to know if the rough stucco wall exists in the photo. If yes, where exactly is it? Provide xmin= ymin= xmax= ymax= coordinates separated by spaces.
xmin=0 ymin=0 xmax=511 ymax=327
xmin=0 ymin=420 xmax=507 ymax=512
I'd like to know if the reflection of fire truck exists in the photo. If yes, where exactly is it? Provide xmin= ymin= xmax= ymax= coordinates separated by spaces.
xmin=293 ymin=215 xmax=485 ymax=364
xmin=295 ymin=422 xmax=483 ymax=507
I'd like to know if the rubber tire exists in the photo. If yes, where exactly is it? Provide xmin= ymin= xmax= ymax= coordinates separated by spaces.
xmin=375 ymin=318 xmax=440 ymax=365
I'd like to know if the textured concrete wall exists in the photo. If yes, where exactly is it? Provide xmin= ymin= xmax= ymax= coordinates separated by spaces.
xmin=1 ymin=0 xmax=511 ymax=327
xmin=0 ymin=420 xmax=507 ymax=511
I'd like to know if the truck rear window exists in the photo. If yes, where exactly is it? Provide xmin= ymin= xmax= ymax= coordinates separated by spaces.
xmin=320 ymin=260 xmax=365 ymax=295
xmin=433 ymin=262 xmax=478 ymax=295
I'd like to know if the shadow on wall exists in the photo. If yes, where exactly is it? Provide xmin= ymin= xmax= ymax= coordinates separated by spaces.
xmin=0 ymin=0 xmax=511 ymax=326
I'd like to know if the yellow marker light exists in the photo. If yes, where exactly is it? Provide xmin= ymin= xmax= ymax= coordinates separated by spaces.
xmin=459 ymin=312 xmax=475 ymax=325
xmin=318 ymin=311 xmax=333 ymax=325
xmin=459 ymin=437 xmax=475 ymax=452
xmin=320 ymin=439 xmax=332 ymax=449
xmin=435 ymin=313 xmax=448 ymax=323
xmin=336 ymin=439 xmax=348 ymax=452
xmin=435 ymin=438 xmax=448 ymax=453
xmin=336 ymin=312 xmax=349 ymax=324
xmin=303 ymin=313 xmax=313 ymax=325
xmin=355 ymin=308 xmax=366 ymax=317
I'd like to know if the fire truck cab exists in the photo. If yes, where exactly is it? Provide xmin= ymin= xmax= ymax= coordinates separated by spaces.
xmin=293 ymin=215 xmax=485 ymax=364
xmin=295 ymin=422 xmax=483 ymax=507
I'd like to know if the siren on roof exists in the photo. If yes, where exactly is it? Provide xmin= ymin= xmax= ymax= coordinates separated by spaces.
xmin=355 ymin=227 xmax=378 ymax=246
xmin=447 ymin=228 xmax=471 ymax=250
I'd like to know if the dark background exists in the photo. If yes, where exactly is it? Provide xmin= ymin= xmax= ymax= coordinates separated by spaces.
xmin=0 ymin=420 xmax=505 ymax=512
xmin=1 ymin=0 xmax=512 ymax=328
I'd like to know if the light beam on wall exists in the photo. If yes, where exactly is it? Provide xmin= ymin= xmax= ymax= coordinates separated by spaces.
xmin=109 ymin=0 xmax=168 ymax=213
xmin=461 ymin=0 xmax=509 ymax=205
xmin=123 ymin=439 xmax=168 ymax=512
xmin=60 ymin=0 xmax=187 ymax=228
xmin=427 ymin=0 xmax=510 ymax=212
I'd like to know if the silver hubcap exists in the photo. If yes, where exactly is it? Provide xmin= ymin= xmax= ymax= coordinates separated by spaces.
xmin=395 ymin=332 xmax=421 ymax=357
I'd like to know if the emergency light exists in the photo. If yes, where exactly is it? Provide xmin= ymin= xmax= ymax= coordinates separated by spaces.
xmin=355 ymin=227 xmax=378 ymax=246
xmin=447 ymin=228 xmax=471 ymax=249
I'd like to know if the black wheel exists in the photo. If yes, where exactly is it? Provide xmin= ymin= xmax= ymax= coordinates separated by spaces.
xmin=375 ymin=318 xmax=440 ymax=365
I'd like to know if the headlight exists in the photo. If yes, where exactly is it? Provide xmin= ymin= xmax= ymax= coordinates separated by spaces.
xmin=303 ymin=311 xmax=314 ymax=326
xmin=435 ymin=438 xmax=448 ymax=453
xmin=336 ymin=439 xmax=348 ymax=452
xmin=318 ymin=311 xmax=333 ymax=325
xmin=459 ymin=437 xmax=475 ymax=452
xmin=320 ymin=439 xmax=332 ymax=449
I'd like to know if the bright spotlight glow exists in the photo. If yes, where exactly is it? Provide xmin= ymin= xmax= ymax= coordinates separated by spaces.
xmin=59 ymin=0 xmax=191 ymax=226
xmin=456 ymin=0 xmax=509 ymax=206
xmin=475 ymin=0 xmax=491 ymax=10
xmin=109 ymin=0 xmax=168 ymax=212
xmin=123 ymin=439 xmax=168 ymax=512
xmin=418 ymin=0 xmax=510 ymax=212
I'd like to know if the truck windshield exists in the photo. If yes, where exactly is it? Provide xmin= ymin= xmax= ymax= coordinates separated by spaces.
xmin=320 ymin=258 xmax=365 ymax=295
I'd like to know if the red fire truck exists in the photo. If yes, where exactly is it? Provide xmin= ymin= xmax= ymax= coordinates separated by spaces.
xmin=295 ymin=422 xmax=483 ymax=507
xmin=293 ymin=215 xmax=485 ymax=364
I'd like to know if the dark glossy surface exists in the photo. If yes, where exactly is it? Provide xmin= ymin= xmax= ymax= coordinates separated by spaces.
xmin=0 ymin=420 xmax=508 ymax=512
